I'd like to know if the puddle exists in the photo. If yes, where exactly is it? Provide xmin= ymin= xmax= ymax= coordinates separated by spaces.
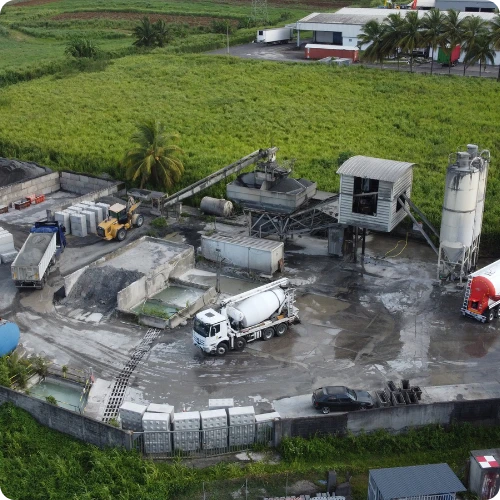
xmin=134 ymin=285 xmax=205 ymax=316
xmin=29 ymin=377 xmax=87 ymax=412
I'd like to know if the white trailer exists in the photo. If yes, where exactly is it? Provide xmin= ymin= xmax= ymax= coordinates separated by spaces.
xmin=193 ymin=278 xmax=298 ymax=355
xmin=256 ymin=27 xmax=293 ymax=44
xmin=201 ymin=234 xmax=284 ymax=274
xmin=11 ymin=233 xmax=56 ymax=289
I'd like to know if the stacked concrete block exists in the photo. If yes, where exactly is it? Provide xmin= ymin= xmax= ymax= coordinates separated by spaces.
xmin=142 ymin=412 xmax=172 ymax=454
xmin=86 ymin=205 xmax=103 ymax=224
xmin=0 ymin=228 xmax=17 ymax=263
xmin=67 ymin=206 xmax=82 ymax=213
xmin=228 ymin=406 xmax=255 ymax=446
xmin=172 ymin=411 xmax=200 ymax=452
xmin=200 ymin=409 xmax=228 ymax=450
xmin=54 ymin=211 xmax=71 ymax=232
xmin=96 ymin=202 xmax=110 ymax=220
xmin=69 ymin=213 xmax=87 ymax=237
xmin=81 ymin=210 xmax=97 ymax=234
xmin=255 ymin=412 xmax=280 ymax=442
xmin=209 ymin=398 xmax=234 ymax=410
xmin=147 ymin=403 xmax=174 ymax=415
xmin=119 ymin=402 xmax=147 ymax=432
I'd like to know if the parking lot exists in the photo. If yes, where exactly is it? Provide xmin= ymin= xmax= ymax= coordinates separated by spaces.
xmin=2 ymin=203 xmax=499 ymax=420
xmin=209 ymin=41 xmax=500 ymax=78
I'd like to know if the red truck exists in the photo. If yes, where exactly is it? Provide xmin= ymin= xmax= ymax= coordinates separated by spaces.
xmin=462 ymin=260 xmax=500 ymax=323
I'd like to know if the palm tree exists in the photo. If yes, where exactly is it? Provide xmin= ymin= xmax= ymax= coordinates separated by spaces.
xmin=124 ymin=120 xmax=184 ymax=190
xmin=153 ymin=19 xmax=169 ymax=47
xmin=463 ymin=34 xmax=495 ymax=76
xmin=422 ymin=9 xmax=446 ymax=75
xmin=461 ymin=16 xmax=488 ymax=75
xmin=382 ymin=13 xmax=405 ymax=71
xmin=440 ymin=10 xmax=464 ymax=75
xmin=133 ymin=17 xmax=157 ymax=48
xmin=358 ymin=19 xmax=388 ymax=68
xmin=490 ymin=15 xmax=500 ymax=81
xmin=399 ymin=11 xmax=422 ymax=73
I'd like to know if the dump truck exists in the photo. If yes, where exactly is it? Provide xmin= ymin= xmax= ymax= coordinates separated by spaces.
xmin=461 ymin=260 xmax=500 ymax=323
xmin=96 ymin=196 xmax=143 ymax=241
xmin=11 ymin=221 xmax=66 ymax=289
xmin=256 ymin=28 xmax=293 ymax=44
xmin=193 ymin=278 xmax=299 ymax=355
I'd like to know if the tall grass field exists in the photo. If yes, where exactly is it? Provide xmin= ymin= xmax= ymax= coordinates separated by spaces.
xmin=0 ymin=54 xmax=499 ymax=246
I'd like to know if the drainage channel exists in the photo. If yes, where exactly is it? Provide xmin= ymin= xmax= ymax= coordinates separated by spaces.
xmin=102 ymin=328 xmax=161 ymax=423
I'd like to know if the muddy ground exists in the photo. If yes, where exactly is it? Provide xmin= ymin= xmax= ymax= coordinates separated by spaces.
xmin=1 ymin=201 xmax=499 ymax=419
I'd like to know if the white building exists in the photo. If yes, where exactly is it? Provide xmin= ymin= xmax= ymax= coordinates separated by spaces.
xmin=292 ymin=7 xmax=500 ymax=64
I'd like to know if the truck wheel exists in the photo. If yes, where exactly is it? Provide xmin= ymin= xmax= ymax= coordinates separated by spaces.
xmin=216 ymin=343 xmax=228 ymax=356
xmin=135 ymin=215 xmax=144 ymax=228
xmin=321 ymin=406 xmax=331 ymax=414
xmin=262 ymin=328 xmax=274 ymax=341
xmin=275 ymin=323 xmax=288 ymax=337
xmin=116 ymin=228 xmax=127 ymax=242
xmin=487 ymin=309 xmax=495 ymax=323
xmin=495 ymin=307 xmax=499 ymax=319
xmin=235 ymin=337 xmax=246 ymax=351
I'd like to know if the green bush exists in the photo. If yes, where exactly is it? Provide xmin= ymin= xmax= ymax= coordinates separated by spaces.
xmin=45 ymin=395 xmax=58 ymax=405
xmin=65 ymin=37 xmax=101 ymax=59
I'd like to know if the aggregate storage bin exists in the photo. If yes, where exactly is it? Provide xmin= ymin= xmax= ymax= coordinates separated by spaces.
xmin=228 ymin=406 xmax=255 ymax=446
xmin=200 ymin=409 xmax=228 ymax=450
xmin=305 ymin=44 xmax=359 ymax=62
xmin=142 ymin=412 xmax=172 ymax=454
xmin=119 ymin=402 xmax=147 ymax=431
xmin=172 ymin=411 xmax=200 ymax=452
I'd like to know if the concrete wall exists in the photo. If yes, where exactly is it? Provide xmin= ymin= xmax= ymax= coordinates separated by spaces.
xmin=0 ymin=386 xmax=133 ymax=449
xmin=59 ymin=171 xmax=119 ymax=195
xmin=0 ymin=172 xmax=60 ymax=207
xmin=116 ymin=240 xmax=195 ymax=312
xmin=274 ymin=398 xmax=500 ymax=444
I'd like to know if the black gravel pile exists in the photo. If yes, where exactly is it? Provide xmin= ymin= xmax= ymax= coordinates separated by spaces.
xmin=0 ymin=158 xmax=51 ymax=187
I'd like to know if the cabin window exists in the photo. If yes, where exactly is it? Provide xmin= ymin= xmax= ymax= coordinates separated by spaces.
xmin=352 ymin=177 xmax=379 ymax=216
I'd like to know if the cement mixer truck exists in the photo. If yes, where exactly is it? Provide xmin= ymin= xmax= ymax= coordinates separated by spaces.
xmin=193 ymin=278 xmax=299 ymax=355
xmin=461 ymin=260 xmax=500 ymax=323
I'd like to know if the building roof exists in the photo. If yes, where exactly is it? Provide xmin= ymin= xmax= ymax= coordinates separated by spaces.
xmin=295 ymin=7 xmax=497 ymax=27
xmin=305 ymin=44 xmax=358 ymax=50
xmin=370 ymin=464 xmax=466 ymax=499
xmin=336 ymin=155 xmax=414 ymax=182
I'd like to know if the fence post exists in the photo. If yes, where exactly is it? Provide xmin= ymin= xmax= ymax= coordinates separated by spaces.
xmin=273 ymin=418 xmax=282 ymax=447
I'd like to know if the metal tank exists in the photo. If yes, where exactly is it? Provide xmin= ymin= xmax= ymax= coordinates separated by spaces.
xmin=226 ymin=288 xmax=286 ymax=328
xmin=470 ymin=145 xmax=490 ymax=242
xmin=0 ymin=319 xmax=20 ymax=357
xmin=200 ymin=197 xmax=233 ymax=217
xmin=439 ymin=151 xmax=480 ymax=263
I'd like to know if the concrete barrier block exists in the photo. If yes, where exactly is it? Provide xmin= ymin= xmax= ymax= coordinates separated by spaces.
xmin=81 ymin=210 xmax=97 ymax=234
xmin=1 ymin=251 xmax=18 ymax=263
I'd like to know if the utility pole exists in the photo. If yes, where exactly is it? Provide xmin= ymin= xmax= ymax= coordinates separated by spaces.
xmin=251 ymin=0 xmax=268 ymax=24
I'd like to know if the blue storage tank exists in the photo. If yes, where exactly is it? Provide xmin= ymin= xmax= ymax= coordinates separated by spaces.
xmin=0 ymin=319 xmax=20 ymax=357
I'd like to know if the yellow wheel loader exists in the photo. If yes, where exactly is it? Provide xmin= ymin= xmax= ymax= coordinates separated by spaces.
xmin=96 ymin=197 xmax=144 ymax=241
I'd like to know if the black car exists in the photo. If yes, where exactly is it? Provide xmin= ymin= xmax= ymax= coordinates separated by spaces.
xmin=312 ymin=386 xmax=374 ymax=414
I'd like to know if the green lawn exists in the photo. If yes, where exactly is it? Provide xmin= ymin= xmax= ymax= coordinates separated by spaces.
xmin=0 ymin=54 xmax=499 ymax=245
xmin=3 ymin=403 xmax=500 ymax=499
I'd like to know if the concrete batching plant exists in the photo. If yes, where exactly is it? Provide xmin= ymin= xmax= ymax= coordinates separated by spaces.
xmin=438 ymin=144 xmax=491 ymax=281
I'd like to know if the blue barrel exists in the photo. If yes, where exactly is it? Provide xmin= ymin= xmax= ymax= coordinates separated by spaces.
xmin=0 ymin=320 xmax=20 ymax=356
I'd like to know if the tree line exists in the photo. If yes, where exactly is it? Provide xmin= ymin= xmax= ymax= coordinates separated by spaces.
xmin=358 ymin=10 xmax=500 ymax=78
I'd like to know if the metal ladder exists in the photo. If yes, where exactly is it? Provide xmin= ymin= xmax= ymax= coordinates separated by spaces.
xmin=462 ymin=277 xmax=472 ymax=309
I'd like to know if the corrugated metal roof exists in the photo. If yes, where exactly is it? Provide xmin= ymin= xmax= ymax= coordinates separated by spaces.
xmin=336 ymin=155 xmax=414 ymax=182
xmin=202 ymin=234 xmax=283 ymax=251
xmin=370 ymin=464 xmax=466 ymax=499
xmin=296 ymin=7 xmax=496 ymax=26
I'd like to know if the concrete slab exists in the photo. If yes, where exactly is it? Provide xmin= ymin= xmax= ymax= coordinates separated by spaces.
xmin=422 ymin=382 xmax=500 ymax=403
xmin=0 ymin=190 xmax=77 ymax=226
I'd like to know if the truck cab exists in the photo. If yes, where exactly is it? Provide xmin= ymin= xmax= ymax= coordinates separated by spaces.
xmin=193 ymin=309 xmax=229 ymax=355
